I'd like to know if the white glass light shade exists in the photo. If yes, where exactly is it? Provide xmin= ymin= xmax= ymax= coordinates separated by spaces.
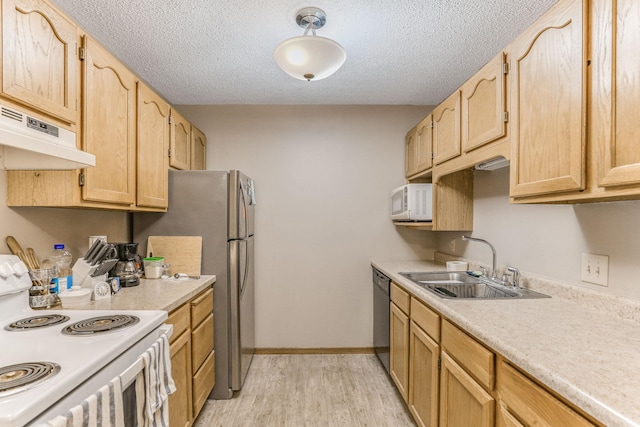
xmin=274 ymin=35 xmax=346 ymax=81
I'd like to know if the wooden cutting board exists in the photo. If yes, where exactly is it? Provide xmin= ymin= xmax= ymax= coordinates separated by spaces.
xmin=147 ymin=236 xmax=202 ymax=276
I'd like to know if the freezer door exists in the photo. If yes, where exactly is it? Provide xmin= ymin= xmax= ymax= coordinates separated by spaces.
xmin=228 ymin=170 xmax=255 ymax=239
xmin=229 ymin=235 xmax=255 ymax=390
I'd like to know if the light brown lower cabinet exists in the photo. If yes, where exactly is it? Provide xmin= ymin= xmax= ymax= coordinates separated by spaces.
xmin=169 ymin=328 xmax=192 ymax=427
xmin=390 ymin=301 xmax=410 ymax=402
xmin=166 ymin=286 xmax=215 ymax=426
xmin=389 ymin=285 xmax=603 ymax=427
xmin=408 ymin=320 xmax=439 ymax=427
xmin=167 ymin=303 xmax=192 ymax=427
xmin=498 ymin=361 xmax=597 ymax=427
xmin=440 ymin=351 xmax=495 ymax=427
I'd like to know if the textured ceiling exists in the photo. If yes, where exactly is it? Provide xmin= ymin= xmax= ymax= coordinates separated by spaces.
xmin=49 ymin=0 xmax=557 ymax=105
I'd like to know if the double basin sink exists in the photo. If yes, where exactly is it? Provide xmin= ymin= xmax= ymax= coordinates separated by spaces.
xmin=399 ymin=271 xmax=550 ymax=300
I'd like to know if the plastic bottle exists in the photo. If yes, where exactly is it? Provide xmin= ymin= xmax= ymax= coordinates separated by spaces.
xmin=47 ymin=244 xmax=73 ymax=293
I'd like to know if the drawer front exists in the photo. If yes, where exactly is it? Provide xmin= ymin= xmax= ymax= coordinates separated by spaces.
xmin=499 ymin=361 xmax=596 ymax=427
xmin=192 ymin=350 xmax=215 ymax=417
xmin=391 ymin=282 xmax=411 ymax=314
xmin=410 ymin=297 xmax=440 ymax=342
xmin=441 ymin=319 xmax=494 ymax=390
xmin=191 ymin=287 xmax=214 ymax=328
xmin=191 ymin=313 xmax=214 ymax=371
xmin=167 ymin=303 xmax=190 ymax=343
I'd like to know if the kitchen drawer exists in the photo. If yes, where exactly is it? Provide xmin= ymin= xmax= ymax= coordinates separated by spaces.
xmin=391 ymin=282 xmax=410 ymax=315
xmin=192 ymin=349 xmax=215 ymax=417
xmin=499 ymin=361 xmax=597 ymax=427
xmin=191 ymin=287 xmax=213 ymax=328
xmin=191 ymin=313 xmax=214 ymax=371
xmin=441 ymin=319 xmax=495 ymax=390
xmin=167 ymin=302 xmax=190 ymax=343
xmin=410 ymin=297 xmax=440 ymax=342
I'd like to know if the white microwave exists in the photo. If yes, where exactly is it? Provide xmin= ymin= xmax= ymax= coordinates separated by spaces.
xmin=390 ymin=184 xmax=433 ymax=221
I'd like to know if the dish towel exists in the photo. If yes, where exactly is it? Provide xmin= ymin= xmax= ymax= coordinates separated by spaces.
xmin=135 ymin=334 xmax=176 ymax=427
xmin=41 ymin=376 xmax=125 ymax=427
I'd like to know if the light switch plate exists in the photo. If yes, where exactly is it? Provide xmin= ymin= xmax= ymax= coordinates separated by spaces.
xmin=581 ymin=253 xmax=609 ymax=286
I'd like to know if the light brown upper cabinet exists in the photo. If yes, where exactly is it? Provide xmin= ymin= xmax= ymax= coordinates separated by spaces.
xmin=190 ymin=125 xmax=207 ymax=171
xmin=405 ymin=125 xmax=419 ymax=178
xmin=508 ymin=0 xmax=586 ymax=198
xmin=1 ymin=0 xmax=77 ymax=124
xmin=415 ymin=115 xmax=433 ymax=173
xmin=170 ymin=109 xmax=191 ymax=170
xmin=137 ymin=82 xmax=169 ymax=209
xmin=591 ymin=0 xmax=640 ymax=189
xmin=81 ymin=35 xmax=136 ymax=206
xmin=461 ymin=53 xmax=507 ymax=153
xmin=405 ymin=116 xmax=433 ymax=179
xmin=433 ymin=91 xmax=461 ymax=165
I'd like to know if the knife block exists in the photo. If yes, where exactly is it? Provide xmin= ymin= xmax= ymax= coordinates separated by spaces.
xmin=71 ymin=258 xmax=97 ymax=289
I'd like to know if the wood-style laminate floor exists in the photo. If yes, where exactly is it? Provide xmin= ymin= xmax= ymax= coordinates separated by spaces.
xmin=193 ymin=354 xmax=416 ymax=427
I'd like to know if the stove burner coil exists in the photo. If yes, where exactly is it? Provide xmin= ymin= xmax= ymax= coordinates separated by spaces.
xmin=4 ymin=314 xmax=70 ymax=331
xmin=61 ymin=314 xmax=140 ymax=335
xmin=0 ymin=362 xmax=61 ymax=396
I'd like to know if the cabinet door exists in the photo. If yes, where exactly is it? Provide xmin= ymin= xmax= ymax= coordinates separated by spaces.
xmin=462 ymin=53 xmax=507 ymax=153
xmin=390 ymin=301 xmax=410 ymax=402
xmin=433 ymin=91 xmax=461 ymax=165
xmin=405 ymin=126 xmax=418 ymax=178
xmin=440 ymin=351 xmax=494 ymax=427
xmin=170 ymin=109 xmax=191 ymax=170
xmin=169 ymin=330 xmax=193 ymax=427
xmin=499 ymin=361 xmax=596 ymax=427
xmin=191 ymin=125 xmax=207 ymax=171
xmin=81 ymin=36 xmax=136 ymax=205
xmin=137 ymin=82 xmax=169 ymax=208
xmin=409 ymin=321 xmax=439 ymax=427
xmin=415 ymin=115 xmax=433 ymax=173
xmin=593 ymin=0 xmax=640 ymax=188
xmin=508 ymin=0 xmax=586 ymax=197
xmin=1 ymin=0 xmax=77 ymax=123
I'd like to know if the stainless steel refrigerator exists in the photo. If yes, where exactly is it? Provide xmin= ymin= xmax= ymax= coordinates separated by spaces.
xmin=133 ymin=169 xmax=255 ymax=399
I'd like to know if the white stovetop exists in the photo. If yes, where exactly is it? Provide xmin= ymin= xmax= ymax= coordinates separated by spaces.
xmin=0 ymin=255 xmax=167 ymax=427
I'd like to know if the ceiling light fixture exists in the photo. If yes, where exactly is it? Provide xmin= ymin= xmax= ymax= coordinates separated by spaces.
xmin=273 ymin=7 xmax=346 ymax=82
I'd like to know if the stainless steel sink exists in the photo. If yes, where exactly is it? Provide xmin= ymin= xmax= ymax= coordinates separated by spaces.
xmin=399 ymin=271 xmax=550 ymax=299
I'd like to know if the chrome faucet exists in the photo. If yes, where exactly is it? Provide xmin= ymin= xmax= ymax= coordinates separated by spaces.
xmin=461 ymin=236 xmax=498 ymax=280
xmin=507 ymin=266 xmax=521 ymax=288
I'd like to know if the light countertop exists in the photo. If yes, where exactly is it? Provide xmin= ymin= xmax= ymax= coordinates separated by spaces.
xmin=72 ymin=275 xmax=216 ymax=313
xmin=372 ymin=259 xmax=640 ymax=427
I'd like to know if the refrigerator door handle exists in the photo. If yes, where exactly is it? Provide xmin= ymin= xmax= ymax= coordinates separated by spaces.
xmin=239 ymin=179 xmax=250 ymax=240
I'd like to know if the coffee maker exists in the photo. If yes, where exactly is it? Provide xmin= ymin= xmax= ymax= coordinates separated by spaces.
xmin=110 ymin=243 xmax=142 ymax=287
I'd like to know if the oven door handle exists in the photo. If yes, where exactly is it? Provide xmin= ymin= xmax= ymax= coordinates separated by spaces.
xmin=119 ymin=324 xmax=173 ymax=387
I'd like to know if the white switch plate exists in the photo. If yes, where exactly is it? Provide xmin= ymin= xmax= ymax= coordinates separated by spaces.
xmin=581 ymin=253 xmax=609 ymax=286
xmin=450 ymin=238 xmax=456 ymax=252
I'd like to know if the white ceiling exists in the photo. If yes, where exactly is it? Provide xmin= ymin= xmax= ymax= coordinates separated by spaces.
xmin=49 ymin=0 xmax=557 ymax=106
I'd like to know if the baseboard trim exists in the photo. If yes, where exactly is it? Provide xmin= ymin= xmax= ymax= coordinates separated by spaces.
xmin=255 ymin=347 xmax=375 ymax=355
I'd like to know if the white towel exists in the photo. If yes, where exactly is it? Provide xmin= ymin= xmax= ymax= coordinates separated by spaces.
xmin=42 ymin=376 xmax=125 ymax=427
xmin=135 ymin=334 xmax=176 ymax=427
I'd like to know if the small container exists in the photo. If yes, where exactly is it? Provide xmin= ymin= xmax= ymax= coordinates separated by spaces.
xmin=143 ymin=257 xmax=164 ymax=279
xmin=58 ymin=286 xmax=92 ymax=309
xmin=161 ymin=264 xmax=171 ymax=279
xmin=446 ymin=261 xmax=469 ymax=272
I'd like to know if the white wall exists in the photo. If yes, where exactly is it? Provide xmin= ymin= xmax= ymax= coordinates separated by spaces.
xmin=436 ymin=167 xmax=640 ymax=300
xmin=180 ymin=105 xmax=435 ymax=349
xmin=0 ymin=172 xmax=130 ymax=263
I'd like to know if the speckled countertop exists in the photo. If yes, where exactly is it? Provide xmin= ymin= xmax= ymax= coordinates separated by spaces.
xmin=372 ymin=259 xmax=640 ymax=427
xmin=75 ymin=275 xmax=216 ymax=313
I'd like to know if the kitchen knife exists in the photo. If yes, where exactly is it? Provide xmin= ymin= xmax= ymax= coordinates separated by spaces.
xmin=83 ymin=239 xmax=103 ymax=261
xmin=90 ymin=244 xmax=110 ymax=265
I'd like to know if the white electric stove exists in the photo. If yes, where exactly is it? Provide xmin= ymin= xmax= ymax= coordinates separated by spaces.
xmin=0 ymin=254 xmax=169 ymax=427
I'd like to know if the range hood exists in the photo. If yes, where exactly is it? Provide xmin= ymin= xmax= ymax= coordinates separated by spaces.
xmin=0 ymin=103 xmax=95 ymax=170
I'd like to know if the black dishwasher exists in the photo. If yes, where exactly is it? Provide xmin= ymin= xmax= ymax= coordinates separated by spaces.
xmin=372 ymin=267 xmax=391 ymax=373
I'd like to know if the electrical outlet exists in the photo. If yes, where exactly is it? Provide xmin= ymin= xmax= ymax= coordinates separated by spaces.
xmin=450 ymin=238 xmax=456 ymax=252
xmin=581 ymin=253 xmax=609 ymax=286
